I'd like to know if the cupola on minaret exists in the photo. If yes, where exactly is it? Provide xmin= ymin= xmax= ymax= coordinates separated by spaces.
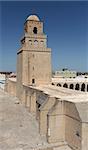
xmin=17 ymin=14 xmax=52 ymax=87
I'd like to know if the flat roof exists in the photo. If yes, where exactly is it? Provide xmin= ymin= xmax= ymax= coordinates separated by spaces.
xmin=30 ymin=85 xmax=88 ymax=122
xmin=30 ymin=85 xmax=88 ymax=103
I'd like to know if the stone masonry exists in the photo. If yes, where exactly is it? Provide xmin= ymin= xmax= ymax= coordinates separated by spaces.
xmin=5 ymin=14 xmax=88 ymax=150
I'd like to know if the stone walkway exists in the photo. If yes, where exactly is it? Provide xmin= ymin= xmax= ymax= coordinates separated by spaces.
xmin=0 ymin=89 xmax=46 ymax=150
xmin=0 ymin=89 xmax=73 ymax=150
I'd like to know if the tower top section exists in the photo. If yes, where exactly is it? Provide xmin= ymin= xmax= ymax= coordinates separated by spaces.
xmin=26 ymin=15 xmax=40 ymax=21
xmin=24 ymin=14 xmax=44 ymax=36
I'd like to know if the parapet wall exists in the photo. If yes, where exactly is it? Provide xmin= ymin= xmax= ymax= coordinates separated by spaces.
xmin=5 ymin=79 xmax=16 ymax=96
xmin=5 ymin=81 xmax=88 ymax=150
xmin=82 ymin=123 xmax=88 ymax=150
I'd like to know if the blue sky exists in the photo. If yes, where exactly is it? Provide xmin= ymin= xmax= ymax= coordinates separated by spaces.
xmin=0 ymin=1 xmax=88 ymax=72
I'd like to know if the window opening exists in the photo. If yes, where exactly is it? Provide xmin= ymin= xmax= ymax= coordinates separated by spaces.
xmin=70 ymin=84 xmax=74 ymax=89
xmin=29 ymin=40 xmax=32 ymax=45
xmin=75 ymin=83 xmax=79 ymax=90
xmin=33 ymin=27 xmax=37 ymax=34
xmin=32 ymin=78 xmax=35 ymax=84
xmin=63 ymin=83 xmax=68 ymax=88
xmin=34 ymin=40 xmax=38 ymax=47
xmin=57 ymin=83 xmax=61 ymax=87
xmin=81 ymin=83 xmax=85 ymax=91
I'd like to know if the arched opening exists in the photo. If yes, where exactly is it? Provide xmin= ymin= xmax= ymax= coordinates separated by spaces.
xmin=33 ymin=27 xmax=37 ymax=34
xmin=63 ymin=83 xmax=68 ymax=88
xmin=34 ymin=40 xmax=38 ymax=47
xmin=70 ymin=84 xmax=74 ymax=89
xmin=75 ymin=84 xmax=79 ymax=90
xmin=57 ymin=83 xmax=61 ymax=87
xmin=29 ymin=40 xmax=32 ymax=45
xmin=52 ymin=83 xmax=55 ymax=85
xmin=40 ymin=41 xmax=44 ymax=47
xmin=81 ymin=83 xmax=85 ymax=92
xmin=32 ymin=78 xmax=35 ymax=84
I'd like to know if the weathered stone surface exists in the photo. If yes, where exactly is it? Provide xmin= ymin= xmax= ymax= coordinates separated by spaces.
xmin=4 ymin=14 xmax=88 ymax=150
xmin=0 ymin=89 xmax=46 ymax=150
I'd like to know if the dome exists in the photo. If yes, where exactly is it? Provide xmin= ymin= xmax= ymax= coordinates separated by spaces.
xmin=26 ymin=15 xmax=40 ymax=21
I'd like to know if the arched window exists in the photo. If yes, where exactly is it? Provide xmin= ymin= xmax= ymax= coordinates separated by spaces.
xmin=52 ymin=83 xmax=55 ymax=85
xmin=63 ymin=83 xmax=68 ymax=88
xmin=33 ymin=27 xmax=37 ymax=34
xmin=75 ymin=83 xmax=79 ymax=90
xmin=40 ymin=41 xmax=44 ymax=47
xmin=70 ymin=84 xmax=74 ymax=89
xmin=81 ymin=83 xmax=85 ymax=91
xmin=29 ymin=40 xmax=32 ymax=45
xmin=34 ymin=40 xmax=38 ymax=47
xmin=57 ymin=83 xmax=61 ymax=87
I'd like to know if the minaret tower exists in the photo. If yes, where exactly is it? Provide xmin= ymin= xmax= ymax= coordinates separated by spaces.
xmin=17 ymin=15 xmax=52 ymax=88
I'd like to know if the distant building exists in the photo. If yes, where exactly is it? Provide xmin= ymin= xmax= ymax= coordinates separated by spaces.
xmin=0 ymin=72 xmax=12 ymax=90
xmin=9 ymin=73 xmax=16 ymax=78
xmin=55 ymin=68 xmax=76 ymax=78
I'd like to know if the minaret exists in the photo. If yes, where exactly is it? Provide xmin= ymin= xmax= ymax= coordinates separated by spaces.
xmin=17 ymin=14 xmax=52 ymax=89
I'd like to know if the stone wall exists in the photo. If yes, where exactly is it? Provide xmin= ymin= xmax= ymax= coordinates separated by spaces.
xmin=16 ymin=51 xmax=23 ymax=99
xmin=46 ymin=100 xmax=81 ymax=150
xmin=46 ymin=100 xmax=65 ymax=143
xmin=82 ymin=123 xmax=88 ymax=150
xmin=6 ymin=79 xmax=16 ymax=96
xmin=39 ymin=97 xmax=56 ymax=136
xmin=5 ymin=82 xmax=87 ymax=150
xmin=17 ymin=50 xmax=52 ymax=86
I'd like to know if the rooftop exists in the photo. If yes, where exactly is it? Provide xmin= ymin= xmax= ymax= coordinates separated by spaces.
xmin=30 ymin=85 xmax=88 ymax=122
xmin=32 ymin=85 xmax=88 ymax=103
xmin=26 ymin=15 xmax=40 ymax=21
xmin=52 ymin=77 xmax=88 ymax=83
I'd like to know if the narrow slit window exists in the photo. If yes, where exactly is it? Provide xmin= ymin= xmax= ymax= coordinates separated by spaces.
xmin=32 ymin=78 xmax=35 ymax=84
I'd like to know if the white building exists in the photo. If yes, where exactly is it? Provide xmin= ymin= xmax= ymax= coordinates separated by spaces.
xmin=55 ymin=68 xmax=76 ymax=78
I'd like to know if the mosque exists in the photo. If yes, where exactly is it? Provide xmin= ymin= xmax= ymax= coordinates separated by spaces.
xmin=5 ymin=14 xmax=88 ymax=150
